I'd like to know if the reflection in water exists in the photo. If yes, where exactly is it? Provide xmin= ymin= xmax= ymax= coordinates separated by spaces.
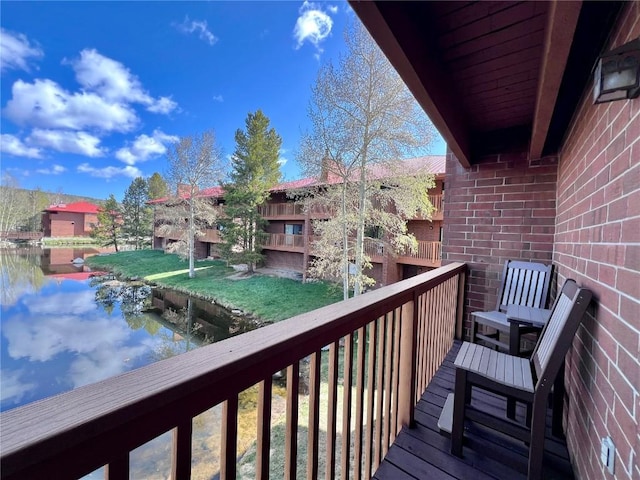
xmin=1 ymin=248 xmax=261 ymax=412
xmin=0 ymin=247 xmax=47 ymax=306
xmin=0 ymin=248 xmax=266 ymax=478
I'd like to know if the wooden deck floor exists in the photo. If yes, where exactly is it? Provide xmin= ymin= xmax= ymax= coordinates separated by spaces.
xmin=375 ymin=340 xmax=574 ymax=480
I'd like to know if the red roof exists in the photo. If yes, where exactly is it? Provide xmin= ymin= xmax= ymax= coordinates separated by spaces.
xmin=147 ymin=156 xmax=445 ymax=203
xmin=44 ymin=201 xmax=100 ymax=214
xmin=271 ymin=155 xmax=445 ymax=191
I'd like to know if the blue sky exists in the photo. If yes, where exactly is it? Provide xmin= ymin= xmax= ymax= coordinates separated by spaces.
xmin=1 ymin=1 xmax=445 ymax=201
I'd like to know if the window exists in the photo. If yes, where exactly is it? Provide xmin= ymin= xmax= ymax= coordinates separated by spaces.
xmin=285 ymin=224 xmax=303 ymax=235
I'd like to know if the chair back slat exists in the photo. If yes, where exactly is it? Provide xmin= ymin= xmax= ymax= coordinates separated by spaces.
xmin=497 ymin=260 xmax=552 ymax=312
xmin=532 ymin=279 xmax=592 ymax=388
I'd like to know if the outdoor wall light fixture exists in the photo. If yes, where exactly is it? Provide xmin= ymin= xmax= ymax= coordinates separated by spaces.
xmin=594 ymin=38 xmax=640 ymax=103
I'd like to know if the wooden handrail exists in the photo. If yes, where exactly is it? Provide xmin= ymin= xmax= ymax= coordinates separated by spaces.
xmin=0 ymin=231 xmax=43 ymax=240
xmin=258 ymin=203 xmax=304 ymax=217
xmin=400 ymin=240 xmax=442 ymax=262
xmin=0 ymin=262 xmax=466 ymax=480
xmin=263 ymin=233 xmax=305 ymax=248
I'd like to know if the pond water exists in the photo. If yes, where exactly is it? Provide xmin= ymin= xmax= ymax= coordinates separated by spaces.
xmin=1 ymin=247 xmax=259 ymax=413
xmin=0 ymin=247 xmax=264 ymax=479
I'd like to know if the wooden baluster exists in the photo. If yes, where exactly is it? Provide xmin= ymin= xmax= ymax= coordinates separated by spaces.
xmin=285 ymin=363 xmax=299 ymax=480
xmin=257 ymin=378 xmax=272 ymax=480
xmin=374 ymin=316 xmax=385 ymax=468
xmin=326 ymin=342 xmax=339 ymax=480
xmin=382 ymin=312 xmax=393 ymax=456
xmin=364 ymin=319 xmax=378 ymax=478
xmin=221 ymin=396 xmax=238 ymax=480
xmin=105 ymin=454 xmax=128 ymax=480
xmin=391 ymin=308 xmax=401 ymax=441
xmin=307 ymin=351 xmax=321 ymax=480
xmin=397 ymin=295 xmax=417 ymax=433
xmin=341 ymin=333 xmax=354 ymax=480
xmin=353 ymin=327 xmax=366 ymax=480
xmin=171 ymin=420 xmax=193 ymax=480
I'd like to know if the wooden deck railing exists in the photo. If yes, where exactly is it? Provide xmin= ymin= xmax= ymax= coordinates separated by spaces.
xmin=258 ymin=203 xmax=304 ymax=218
xmin=263 ymin=233 xmax=305 ymax=249
xmin=197 ymin=228 xmax=222 ymax=243
xmin=429 ymin=194 xmax=443 ymax=214
xmin=0 ymin=231 xmax=43 ymax=241
xmin=400 ymin=241 xmax=442 ymax=263
xmin=363 ymin=238 xmax=385 ymax=257
xmin=0 ymin=263 xmax=466 ymax=480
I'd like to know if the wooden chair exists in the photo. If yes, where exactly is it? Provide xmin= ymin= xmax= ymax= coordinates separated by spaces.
xmin=472 ymin=260 xmax=552 ymax=354
xmin=448 ymin=279 xmax=592 ymax=480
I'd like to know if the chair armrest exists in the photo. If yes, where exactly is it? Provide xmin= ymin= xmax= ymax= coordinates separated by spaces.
xmin=506 ymin=305 xmax=551 ymax=328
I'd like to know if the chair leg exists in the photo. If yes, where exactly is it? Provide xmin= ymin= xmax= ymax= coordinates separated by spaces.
xmin=552 ymin=362 xmax=565 ymax=438
xmin=507 ymin=397 xmax=516 ymax=420
xmin=527 ymin=395 xmax=548 ymax=480
xmin=451 ymin=369 xmax=468 ymax=457
xmin=471 ymin=317 xmax=479 ymax=343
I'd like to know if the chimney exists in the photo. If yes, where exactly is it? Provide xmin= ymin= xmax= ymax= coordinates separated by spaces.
xmin=320 ymin=152 xmax=330 ymax=182
xmin=177 ymin=183 xmax=196 ymax=198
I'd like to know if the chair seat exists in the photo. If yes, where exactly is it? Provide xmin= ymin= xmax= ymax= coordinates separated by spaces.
xmin=471 ymin=310 xmax=510 ymax=331
xmin=454 ymin=342 xmax=534 ymax=392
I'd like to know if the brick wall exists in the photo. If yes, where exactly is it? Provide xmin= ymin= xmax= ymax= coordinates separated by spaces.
xmin=407 ymin=219 xmax=441 ymax=241
xmin=48 ymin=212 xmax=91 ymax=237
xmin=442 ymin=150 xmax=558 ymax=337
xmin=556 ymin=5 xmax=639 ymax=479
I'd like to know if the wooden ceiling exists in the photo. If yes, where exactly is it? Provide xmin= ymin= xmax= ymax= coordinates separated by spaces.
xmin=351 ymin=1 xmax=624 ymax=166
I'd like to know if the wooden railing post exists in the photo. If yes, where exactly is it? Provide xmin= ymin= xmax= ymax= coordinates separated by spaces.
xmin=397 ymin=294 xmax=418 ymax=430
xmin=455 ymin=270 xmax=466 ymax=340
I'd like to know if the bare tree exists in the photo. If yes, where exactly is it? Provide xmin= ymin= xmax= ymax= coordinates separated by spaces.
xmin=297 ymin=22 xmax=436 ymax=299
xmin=164 ymin=130 xmax=225 ymax=278
xmin=0 ymin=173 xmax=29 ymax=233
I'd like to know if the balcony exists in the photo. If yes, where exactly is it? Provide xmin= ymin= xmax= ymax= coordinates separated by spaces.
xmin=259 ymin=196 xmax=443 ymax=221
xmin=1 ymin=263 xmax=467 ymax=480
xmin=258 ymin=203 xmax=305 ymax=219
xmin=428 ymin=194 xmax=443 ymax=221
xmin=197 ymin=228 xmax=222 ymax=244
xmin=262 ymin=232 xmax=306 ymax=252
xmin=396 ymin=240 xmax=442 ymax=268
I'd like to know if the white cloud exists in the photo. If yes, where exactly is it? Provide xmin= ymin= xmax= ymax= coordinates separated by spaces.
xmin=212 ymin=94 xmax=224 ymax=103
xmin=0 ymin=28 xmax=43 ymax=73
xmin=278 ymin=148 xmax=288 ymax=166
xmin=293 ymin=1 xmax=334 ymax=55
xmin=0 ymin=134 xmax=42 ymax=158
xmin=3 ymin=292 xmax=157 ymax=389
xmin=115 ymin=129 xmax=178 ymax=165
xmin=27 ymin=129 xmax=104 ymax=157
xmin=77 ymin=163 xmax=142 ymax=179
xmin=0 ymin=369 xmax=37 ymax=405
xmin=174 ymin=16 xmax=218 ymax=46
xmin=147 ymin=96 xmax=178 ymax=114
xmin=68 ymin=49 xmax=177 ymax=114
xmin=328 ymin=5 xmax=338 ymax=14
xmin=4 ymin=78 xmax=139 ymax=133
xmin=36 ymin=164 xmax=66 ymax=175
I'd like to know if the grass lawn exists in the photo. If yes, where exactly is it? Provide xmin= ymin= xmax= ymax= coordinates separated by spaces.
xmin=86 ymin=249 xmax=343 ymax=322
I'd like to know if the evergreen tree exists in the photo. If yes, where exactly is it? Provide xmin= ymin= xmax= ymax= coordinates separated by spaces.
xmin=220 ymin=110 xmax=282 ymax=273
xmin=91 ymin=195 xmax=122 ymax=251
xmin=148 ymin=172 xmax=169 ymax=200
xmin=122 ymin=177 xmax=152 ymax=249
